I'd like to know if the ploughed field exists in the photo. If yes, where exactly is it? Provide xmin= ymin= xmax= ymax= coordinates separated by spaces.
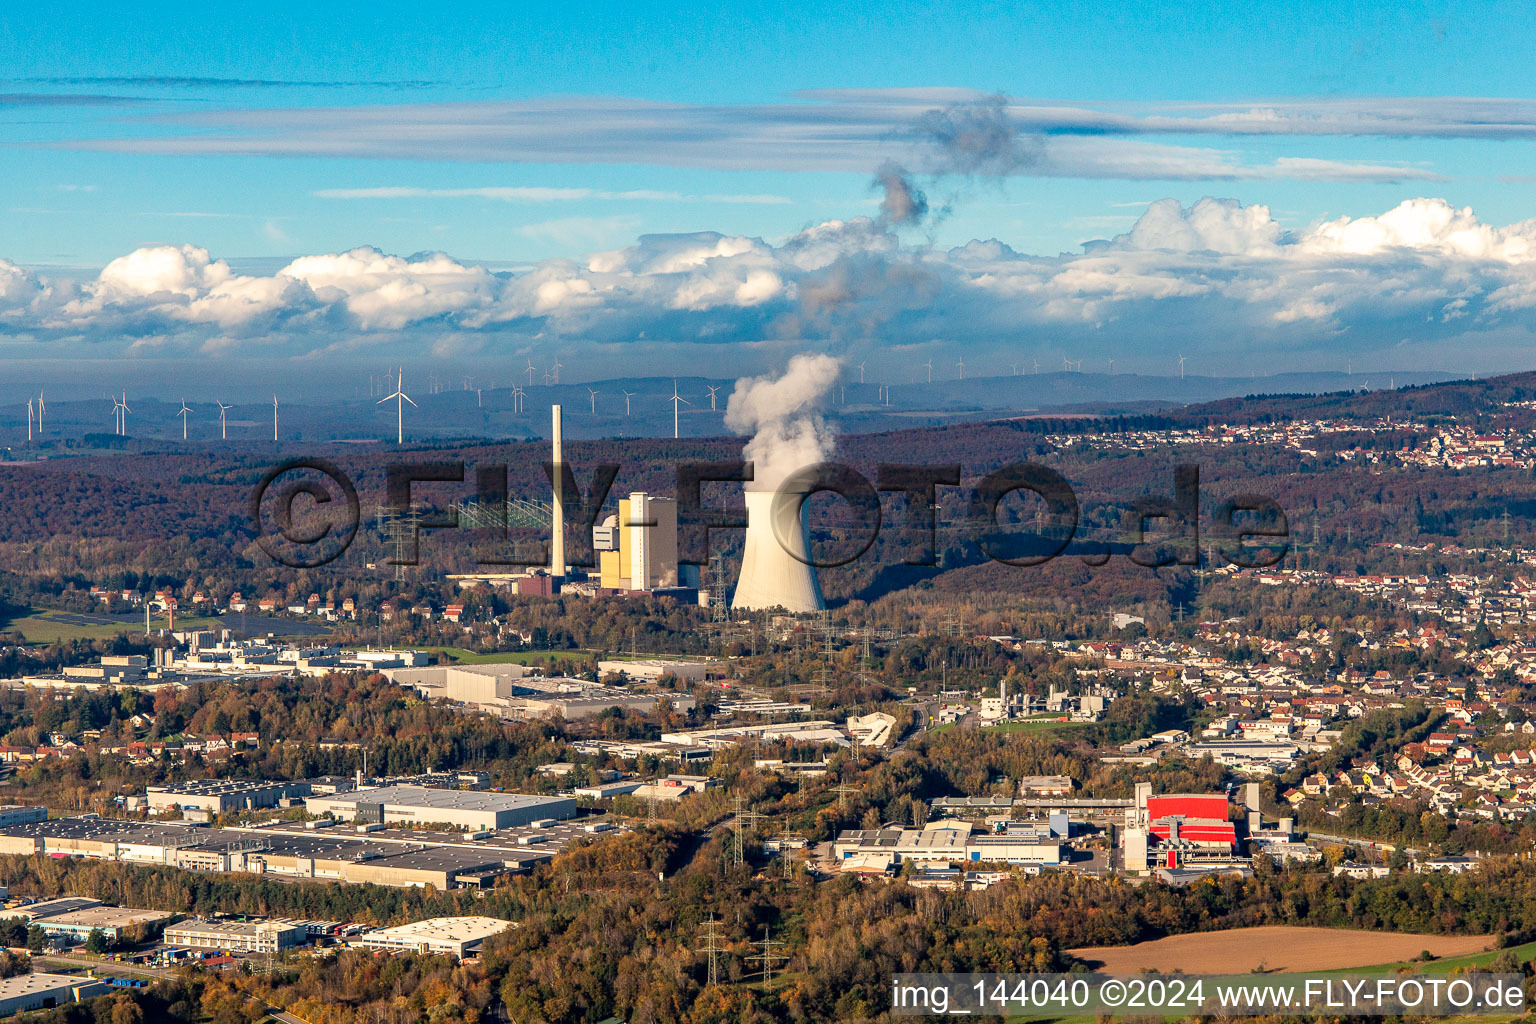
xmin=1069 ymin=926 xmax=1491 ymax=973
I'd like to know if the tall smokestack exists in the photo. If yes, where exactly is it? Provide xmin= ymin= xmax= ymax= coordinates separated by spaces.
xmin=551 ymin=404 xmax=565 ymax=578
xmin=725 ymin=355 xmax=839 ymax=614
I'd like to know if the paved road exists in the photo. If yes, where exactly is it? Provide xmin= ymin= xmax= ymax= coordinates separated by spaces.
xmin=36 ymin=952 xmax=174 ymax=981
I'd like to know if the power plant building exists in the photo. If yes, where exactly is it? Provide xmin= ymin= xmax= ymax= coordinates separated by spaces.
xmin=596 ymin=492 xmax=687 ymax=591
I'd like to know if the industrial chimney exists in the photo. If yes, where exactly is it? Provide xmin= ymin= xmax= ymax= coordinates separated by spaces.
xmin=550 ymin=404 xmax=565 ymax=579
xmin=731 ymin=486 xmax=824 ymax=613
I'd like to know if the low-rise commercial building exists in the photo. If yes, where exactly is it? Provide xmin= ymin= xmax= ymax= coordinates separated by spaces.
xmin=0 ymin=974 xmax=109 ymax=1016
xmin=832 ymin=826 xmax=1064 ymax=870
xmin=354 ymin=916 xmax=514 ymax=958
xmin=0 ymin=805 xmax=46 ymax=827
xmin=166 ymin=919 xmax=306 ymax=953
xmin=22 ymin=904 xmax=175 ymax=943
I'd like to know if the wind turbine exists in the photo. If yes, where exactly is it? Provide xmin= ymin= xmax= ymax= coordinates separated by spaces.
xmin=1010 ymin=362 xmax=1018 ymax=376
xmin=1178 ymin=354 xmax=1186 ymax=379
xmin=1107 ymin=358 xmax=1115 ymax=374
xmin=955 ymin=357 xmax=965 ymax=380
xmin=272 ymin=395 xmax=279 ymax=441
xmin=1032 ymin=358 xmax=1040 ymax=374
xmin=706 ymin=385 xmax=721 ymax=411
xmin=857 ymin=361 xmax=866 ymax=384
xmin=462 ymin=375 xmax=474 ymax=390
xmin=524 ymin=358 xmax=537 ymax=386
xmin=586 ymin=386 xmax=600 ymax=415
xmin=113 ymin=393 xmax=129 ymax=435
xmin=25 ymin=397 xmax=33 ymax=442
xmin=1062 ymin=356 xmax=1073 ymax=372
xmin=177 ymin=400 xmax=191 ymax=440
xmin=669 ymin=380 xmax=690 ymax=439
xmin=550 ymin=357 xmax=563 ymax=384
xmin=216 ymin=403 xmax=231 ymax=440
xmin=378 ymin=368 xmax=416 ymax=444
xmin=622 ymin=389 xmax=635 ymax=416
xmin=512 ymin=385 xmax=525 ymax=413
xmin=921 ymin=360 xmax=933 ymax=383
xmin=543 ymin=371 xmax=553 ymax=386
xmin=36 ymin=390 xmax=44 ymax=434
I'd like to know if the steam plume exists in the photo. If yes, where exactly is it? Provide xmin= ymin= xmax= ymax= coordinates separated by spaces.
xmin=914 ymin=92 xmax=1040 ymax=176
xmin=725 ymin=353 xmax=843 ymax=492
xmin=873 ymin=160 xmax=929 ymax=226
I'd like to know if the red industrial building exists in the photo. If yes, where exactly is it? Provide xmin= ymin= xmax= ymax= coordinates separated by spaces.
xmin=1144 ymin=793 xmax=1237 ymax=848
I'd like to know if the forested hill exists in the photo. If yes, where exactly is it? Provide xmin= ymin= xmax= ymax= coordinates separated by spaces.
xmin=1157 ymin=370 xmax=1536 ymax=427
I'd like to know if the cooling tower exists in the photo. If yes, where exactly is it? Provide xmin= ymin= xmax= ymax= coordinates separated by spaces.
xmin=732 ymin=488 xmax=824 ymax=613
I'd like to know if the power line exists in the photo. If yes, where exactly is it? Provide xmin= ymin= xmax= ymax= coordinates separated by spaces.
xmin=710 ymin=550 xmax=729 ymax=623
xmin=698 ymin=916 xmax=726 ymax=988
xmin=779 ymin=816 xmax=801 ymax=881
xmin=733 ymin=792 xmax=764 ymax=868
xmin=746 ymin=926 xmax=788 ymax=986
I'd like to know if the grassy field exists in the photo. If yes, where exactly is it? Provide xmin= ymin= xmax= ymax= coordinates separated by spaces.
xmin=0 ymin=608 xmax=224 ymax=643
xmin=1341 ymin=938 xmax=1536 ymax=974
xmin=988 ymin=718 xmax=1089 ymax=735
xmin=426 ymin=646 xmax=591 ymax=665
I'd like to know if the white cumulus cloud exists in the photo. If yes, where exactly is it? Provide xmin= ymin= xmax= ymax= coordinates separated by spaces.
xmin=4 ymin=196 xmax=1536 ymax=371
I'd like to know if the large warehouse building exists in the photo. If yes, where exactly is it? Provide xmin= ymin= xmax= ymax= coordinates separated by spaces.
xmin=354 ymin=916 xmax=515 ymax=958
xmin=304 ymin=787 xmax=576 ymax=831
xmin=0 ymin=814 xmax=613 ymax=890
xmin=166 ymin=919 xmax=306 ymax=953
xmin=146 ymin=779 xmax=313 ymax=815
xmin=0 ymin=974 xmax=108 ymax=1017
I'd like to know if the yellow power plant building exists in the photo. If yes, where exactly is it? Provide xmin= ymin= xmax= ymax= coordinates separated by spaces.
xmin=598 ymin=492 xmax=681 ymax=591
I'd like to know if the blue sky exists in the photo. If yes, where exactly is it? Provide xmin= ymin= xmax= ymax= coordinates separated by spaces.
xmin=5 ymin=1 xmax=1536 ymax=383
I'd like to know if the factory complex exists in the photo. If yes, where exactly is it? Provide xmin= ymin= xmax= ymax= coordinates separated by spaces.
xmin=837 ymin=782 xmax=1310 ymax=885
xmin=385 ymin=662 xmax=696 ymax=721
